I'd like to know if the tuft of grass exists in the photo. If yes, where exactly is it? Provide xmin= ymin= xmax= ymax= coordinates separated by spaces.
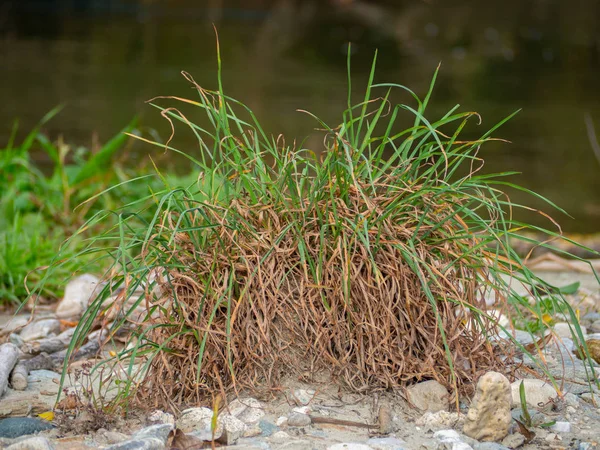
xmin=55 ymin=47 xmax=599 ymax=412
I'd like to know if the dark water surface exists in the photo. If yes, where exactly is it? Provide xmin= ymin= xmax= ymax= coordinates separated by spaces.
xmin=1 ymin=0 xmax=599 ymax=232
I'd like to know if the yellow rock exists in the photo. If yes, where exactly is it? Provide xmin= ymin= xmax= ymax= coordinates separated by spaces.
xmin=576 ymin=339 xmax=600 ymax=364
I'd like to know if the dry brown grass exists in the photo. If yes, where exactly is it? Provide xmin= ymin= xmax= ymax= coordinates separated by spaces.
xmin=134 ymin=178 xmax=512 ymax=411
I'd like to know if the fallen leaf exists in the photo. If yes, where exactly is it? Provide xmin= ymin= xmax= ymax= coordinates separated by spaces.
xmin=168 ymin=428 xmax=209 ymax=449
xmin=514 ymin=418 xmax=535 ymax=443
xmin=38 ymin=411 xmax=55 ymax=421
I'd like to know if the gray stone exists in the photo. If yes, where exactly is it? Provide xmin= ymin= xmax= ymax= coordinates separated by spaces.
xmin=133 ymin=424 xmax=173 ymax=443
xmin=406 ymin=380 xmax=450 ymax=412
xmin=19 ymin=320 xmax=61 ymax=342
xmin=589 ymin=320 xmax=600 ymax=333
xmin=510 ymin=379 xmax=558 ymax=408
xmin=227 ymin=398 xmax=265 ymax=424
xmin=473 ymin=444 xmax=510 ymax=450
xmin=564 ymin=392 xmax=580 ymax=408
xmin=579 ymin=443 xmax=598 ymax=450
xmin=258 ymin=420 xmax=278 ymax=437
xmin=5 ymin=436 xmax=55 ymax=450
xmin=175 ymin=407 xmax=213 ymax=433
xmin=550 ymin=421 xmax=571 ymax=433
xmin=287 ymin=412 xmax=311 ymax=427
xmin=105 ymin=438 xmax=165 ymax=450
xmin=501 ymin=433 xmax=525 ymax=449
xmin=463 ymin=372 xmax=511 ymax=442
xmin=0 ymin=418 xmax=54 ymax=439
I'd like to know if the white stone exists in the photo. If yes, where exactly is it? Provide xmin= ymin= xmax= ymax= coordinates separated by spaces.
xmin=19 ymin=319 xmax=60 ymax=342
xmin=226 ymin=398 xmax=265 ymax=424
xmin=434 ymin=430 xmax=461 ymax=440
xmin=463 ymin=372 xmax=511 ymax=442
xmin=510 ymin=379 xmax=558 ymax=408
xmin=276 ymin=416 xmax=288 ymax=427
xmin=550 ymin=421 xmax=571 ymax=433
xmin=415 ymin=411 xmax=463 ymax=430
xmin=367 ymin=436 xmax=406 ymax=450
xmin=292 ymin=406 xmax=311 ymax=414
xmin=217 ymin=414 xmax=247 ymax=445
xmin=292 ymin=388 xmax=315 ymax=406
xmin=406 ymin=380 xmax=450 ymax=412
xmin=176 ymin=407 xmax=214 ymax=434
xmin=56 ymin=274 xmax=101 ymax=319
xmin=270 ymin=431 xmax=292 ymax=443
xmin=434 ymin=429 xmax=473 ymax=450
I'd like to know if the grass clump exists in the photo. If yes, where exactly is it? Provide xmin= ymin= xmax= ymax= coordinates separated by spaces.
xmin=65 ymin=49 xmax=596 ymax=412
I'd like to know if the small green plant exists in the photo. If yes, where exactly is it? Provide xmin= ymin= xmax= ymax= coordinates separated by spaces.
xmin=54 ymin=43 xmax=599 ymax=411
xmin=0 ymin=110 xmax=137 ymax=304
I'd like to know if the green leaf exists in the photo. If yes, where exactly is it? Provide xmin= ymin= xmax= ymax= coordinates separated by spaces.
xmin=70 ymin=118 xmax=137 ymax=185
xmin=558 ymin=281 xmax=580 ymax=295
xmin=519 ymin=381 xmax=532 ymax=427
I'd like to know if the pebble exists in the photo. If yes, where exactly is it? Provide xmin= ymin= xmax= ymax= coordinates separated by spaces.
xmin=500 ymin=433 xmax=525 ymax=449
xmin=132 ymin=424 xmax=173 ymax=443
xmin=406 ymin=380 xmax=450 ymax=412
xmin=105 ymin=438 xmax=165 ymax=449
xmin=473 ymin=444 xmax=510 ymax=450
xmin=175 ymin=407 xmax=213 ymax=433
xmin=5 ymin=436 xmax=55 ymax=450
xmin=434 ymin=430 xmax=473 ymax=450
xmin=550 ymin=421 xmax=571 ymax=433
xmin=19 ymin=319 xmax=60 ymax=342
xmin=415 ymin=411 xmax=463 ymax=430
xmin=287 ymin=412 xmax=311 ymax=427
xmin=590 ymin=320 xmax=600 ymax=333
xmin=258 ymin=420 xmax=278 ymax=437
xmin=227 ymin=398 xmax=265 ymax=424
xmin=510 ymin=379 xmax=558 ymax=408
xmin=269 ymin=431 xmax=291 ymax=443
xmin=553 ymin=322 xmax=580 ymax=338
xmin=55 ymin=273 xmax=101 ymax=319
xmin=463 ymin=372 xmax=511 ymax=442
xmin=275 ymin=417 xmax=288 ymax=427
xmin=292 ymin=389 xmax=315 ymax=406
xmin=0 ymin=418 xmax=55 ymax=439
xmin=564 ymin=392 xmax=580 ymax=408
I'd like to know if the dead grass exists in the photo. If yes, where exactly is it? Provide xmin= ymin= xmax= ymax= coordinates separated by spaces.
xmin=134 ymin=177 xmax=513 ymax=411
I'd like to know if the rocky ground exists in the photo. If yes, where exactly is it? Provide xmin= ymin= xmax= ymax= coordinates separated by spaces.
xmin=0 ymin=270 xmax=599 ymax=450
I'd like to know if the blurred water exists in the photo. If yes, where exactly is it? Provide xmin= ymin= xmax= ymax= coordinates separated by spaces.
xmin=1 ymin=0 xmax=599 ymax=232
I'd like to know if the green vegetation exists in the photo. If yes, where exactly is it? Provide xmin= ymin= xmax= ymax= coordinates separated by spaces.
xmin=46 ymin=47 xmax=597 ymax=412
xmin=0 ymin=109 xmax=144 ymax=303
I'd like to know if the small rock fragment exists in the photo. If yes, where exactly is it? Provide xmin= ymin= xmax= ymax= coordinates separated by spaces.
xmin=377 ymin=404 xmax=393 ymax=434
xmin=105 ymin=438 xmax=165 ymax=450
xmin=434 ymin=430 xmax=473 ymax=450
xmin=510 ymin=379 xmax=558 ymax=408
xmin=0 ymin=343 xmax=20 ymax=397
xmin=463 ymin=371 xmax=511 ymax=442
xmin=216 ymin=414 xmax=247 ymax=445
xmin=270 ymin=431 xmax=292 ymax=443
xmin=367 ymin=436 xmax=407 ymax=449
xmin=406 ymin=380 xmax=450 ymax=412
xmin=133 ymin=424 xmax=174 ymax=443
xmin=550 ymin=421 xmax=571 ymax=433
xmin=276 ymin=416 xmax=288 ymax=427
xmin=19 ymin=320 xmax=60 ymax=342
xmin=101 ymin=430 xmax=130 ymax=444
xmin=227 ymin=397 xmax=265 ymax=424
xmin=292 ymin=388 xmax=316 ymax=406
xmin=55 ymin=274 xmax=101 ymax=319
xmin=175 ymin=407 xmax=213 ymax=433
xmin=5 ymin=436 xmax=55 ymax=450
xmin=501 ymin=433 xmax=525 ymax=449
xmin=287 ymin=412 xmax=311 ymax=427
xmin=416 ymin=411 xmax=463 ymax=430
xmin=0 ymin=418 xmax=55 ymax=439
